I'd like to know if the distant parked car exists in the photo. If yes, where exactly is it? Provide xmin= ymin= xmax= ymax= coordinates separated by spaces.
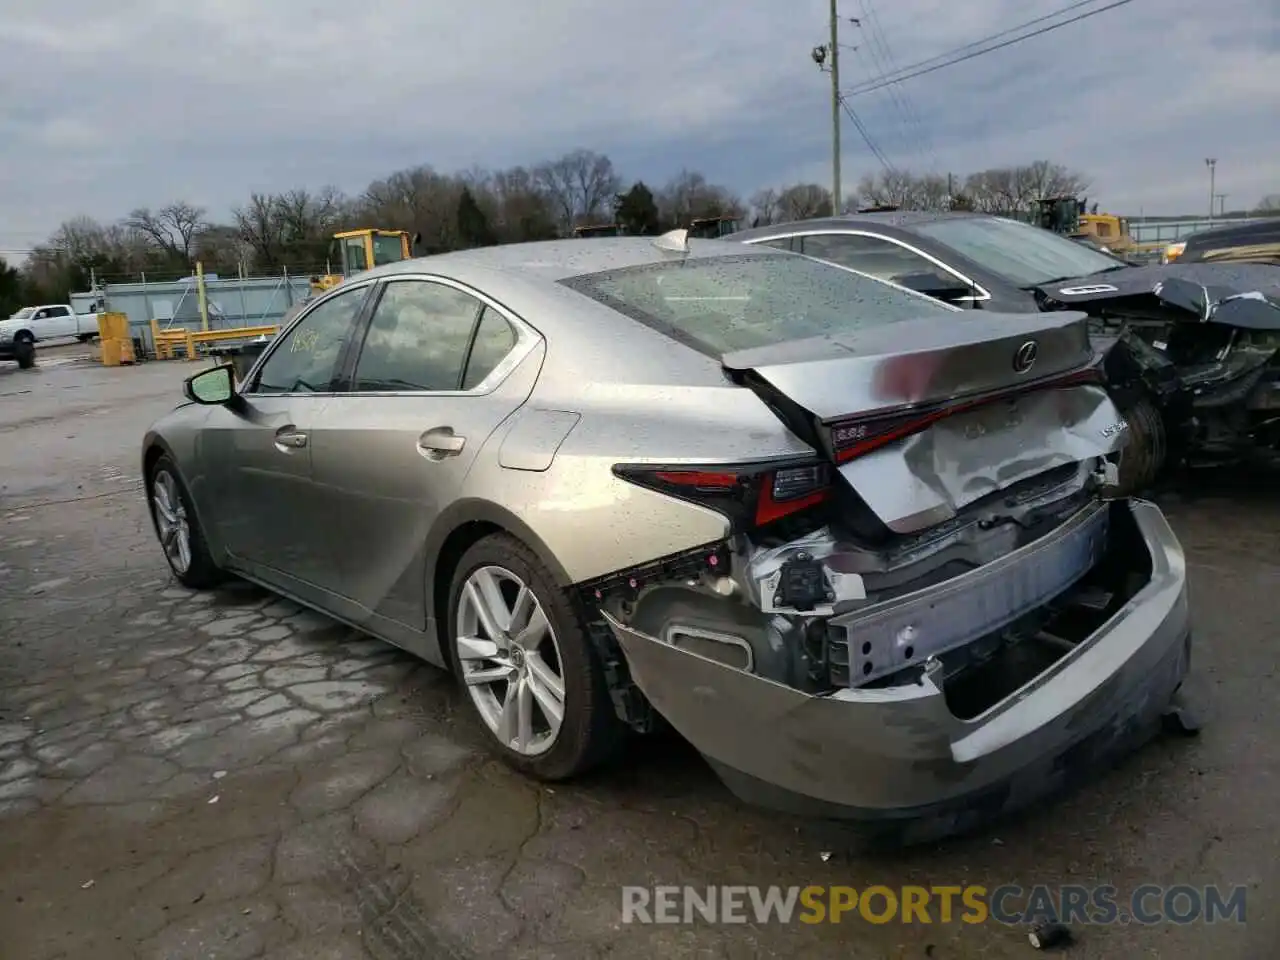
xmin=0 ymin=303 xmax=100 ymax=368
xmin=1165 ymin=218 xmax=1280 ymax=265
xmin=142 ymin=235 xmax=1193 ymax=841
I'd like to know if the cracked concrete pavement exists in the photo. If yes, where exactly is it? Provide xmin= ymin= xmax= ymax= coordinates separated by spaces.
xmin=1 ymin=347 xmax=1278 ymax=959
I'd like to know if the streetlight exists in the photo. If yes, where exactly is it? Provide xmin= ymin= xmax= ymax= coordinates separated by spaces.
xmin=1205 ymin=158 xmax=1217 ymax=220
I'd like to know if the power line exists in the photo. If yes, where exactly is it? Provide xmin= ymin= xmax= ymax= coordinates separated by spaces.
xmin=844 ymin=0 xmax=1137 ymax=98
xmin=838 ymin=95 xmax=894 ymax=172
xmin=854 ymin=0 xmax=938 ymax=168
xmin=862 ymin=0 xmax=1105 ymax=81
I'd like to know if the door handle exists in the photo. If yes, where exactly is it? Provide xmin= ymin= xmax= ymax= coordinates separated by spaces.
xmin=274 ymin=428 xmax=308 ymax=452
xmin=418 ymin=427 xmax=466 ymax=460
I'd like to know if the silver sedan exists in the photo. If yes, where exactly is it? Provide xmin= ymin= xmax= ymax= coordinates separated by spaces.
xmin=142 ymin=235 xmax=1193 ymax=841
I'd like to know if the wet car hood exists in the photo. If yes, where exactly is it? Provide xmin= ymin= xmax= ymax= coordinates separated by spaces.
xmin=1034 ymin=262 xmax=1280 ymax=329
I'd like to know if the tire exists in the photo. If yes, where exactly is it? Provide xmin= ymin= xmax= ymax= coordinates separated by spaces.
xmin=447 ymin=533 xmax=623 ymax=781
xmin=146 ymin=454 xmax=224 ymax=589
xmin=14 ymin=334 xmax=35 ymax=370
xmin=1115 ymin=394 xmax=1167 ymax=495
xmin=77 ymin=333 xmax=95 ymax=343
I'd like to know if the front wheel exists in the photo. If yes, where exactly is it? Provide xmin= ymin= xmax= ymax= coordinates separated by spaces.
xmin=1114 ymin=394 xmax=1168 ymax=495
xmin=147 ymin=455 xmax=224 ymax=589
xmin=447 ymin=533 xmax=622 ymax=780
xmin=14 ymin=334 xmax=35 ymax=370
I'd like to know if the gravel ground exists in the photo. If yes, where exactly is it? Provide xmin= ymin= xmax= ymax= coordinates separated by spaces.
xmin=0 ymin=347 xmax=1277 ymax=959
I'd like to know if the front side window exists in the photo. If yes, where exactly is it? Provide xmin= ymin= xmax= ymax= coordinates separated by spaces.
xmin=561 ymin=251 xmax=953 ymax=356
xmin=351 ymin=280 xmax=483 ymax=392
xmin=799 ymin=233 xmax=947 ymax=284
xmin=251 ymin=286 xmax=367 ymax=394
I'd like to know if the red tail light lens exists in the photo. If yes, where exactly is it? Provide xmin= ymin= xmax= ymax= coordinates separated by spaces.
xmin=614 ymin=460 xmax=832 ymax=530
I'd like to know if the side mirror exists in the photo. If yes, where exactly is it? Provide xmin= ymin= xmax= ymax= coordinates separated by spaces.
xmin=184 ymin=365 xmax=236 ymax=405
xmin=895 ymin=271 xmax=973 ymax=303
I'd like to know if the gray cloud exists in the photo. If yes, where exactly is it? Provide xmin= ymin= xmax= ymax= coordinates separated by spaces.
xmin=2 ymin=0 xmax=1277 ymax=256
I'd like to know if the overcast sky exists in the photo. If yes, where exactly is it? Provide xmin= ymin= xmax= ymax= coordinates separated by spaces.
xmin=2 ymin=0 xmax=1277 ymax=258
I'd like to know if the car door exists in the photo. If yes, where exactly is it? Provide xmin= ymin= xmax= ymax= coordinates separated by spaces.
xmin=43 ymin=306 xmax=76 ymax=338
xmin=311 ymin=276 xmax=541 ymax=631
xmin=30 ymin=307 xmax=66 ymax=340
xmin=797 ymin=233 xmax=987 ymax=304
xmin=202 ymin=282 xmax=373 ymax=596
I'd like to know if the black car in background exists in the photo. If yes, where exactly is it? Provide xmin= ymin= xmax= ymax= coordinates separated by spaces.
xmin=1170 ymin=218 xmax=1280 ymax=265
xmin=728 ymin=213 xmax=1280 ymax=483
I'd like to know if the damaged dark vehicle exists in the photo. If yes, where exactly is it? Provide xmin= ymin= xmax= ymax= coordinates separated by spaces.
xmin=142 ymin=237 xmax=1194 ymax=845
xmin=730 ymin=212 xmax=1280 ymax=479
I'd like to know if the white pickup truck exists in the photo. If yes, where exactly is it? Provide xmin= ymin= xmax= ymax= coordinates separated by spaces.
xmin=0 ymin=303 xmax=100 ymax=369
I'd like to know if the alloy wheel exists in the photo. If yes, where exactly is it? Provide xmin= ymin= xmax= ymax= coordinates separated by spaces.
xmin=152 ymin=469 xmax=192 ymax=575
xmin=455 ymin=565 xmax=567 ymax=756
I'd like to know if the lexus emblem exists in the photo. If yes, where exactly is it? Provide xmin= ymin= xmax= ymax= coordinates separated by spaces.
xmin=1013 ymin=340 xmax=1038 ymax=374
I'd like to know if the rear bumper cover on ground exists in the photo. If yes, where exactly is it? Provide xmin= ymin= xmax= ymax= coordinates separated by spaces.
xmin=603 ymin=499 xmax=1190 ymax=840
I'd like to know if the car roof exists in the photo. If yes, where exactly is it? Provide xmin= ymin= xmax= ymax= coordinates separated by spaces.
xmin=360 ymin=236 xmax=785 ymax=284
xmin=1185 ymin=219 xmax=1280 ymax=247
xmin=726 ymin=211 xmax=988 ymax=242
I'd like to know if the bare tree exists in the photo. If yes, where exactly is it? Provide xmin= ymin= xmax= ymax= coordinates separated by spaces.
xmin=233 ymin=193 xmax=287 ymax=270
xmin=749 ymin=188 xmax=780 ymax=226
xmin=534 ymin=149 xmax=621 ymax=229
xmin=362 ymin=166 xmax=463 ymax=252
xmin=126 ymin=201 xmax=208 ymax=262
xmin=657 ymin=170 xmax=744 ymax=226
xmin=776 ymin=184 xmax=833 ymax=221
xmin=1255 ymin=194 xmax=1280 ymax=214
xmin=490 ymin=166 xmax=558 ymax=241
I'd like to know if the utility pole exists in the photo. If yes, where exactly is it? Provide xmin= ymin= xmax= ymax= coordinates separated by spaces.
xmin=1205 ymin=158 xmax=1217 ymax=221
xmin=828 ymin=0 xmax=841 ymax=215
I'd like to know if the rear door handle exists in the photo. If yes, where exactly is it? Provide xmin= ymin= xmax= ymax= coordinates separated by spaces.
xmin=274 ymin=427 xmax=308 ymax=452
xmin=418 ymin=427 xmax=466 ymax=460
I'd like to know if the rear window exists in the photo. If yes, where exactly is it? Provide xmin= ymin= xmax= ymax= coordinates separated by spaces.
xmin=559 ymin=251 xmax=953 ymax=355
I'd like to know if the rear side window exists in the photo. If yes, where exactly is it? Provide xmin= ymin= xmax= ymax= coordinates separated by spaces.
xmin=352 ymin=280 xmax=482 ymax=392
xmin=462 ymin=308 xmax=518 ymax=390
xmin=560 ymin=251 xmax=952 ymax=355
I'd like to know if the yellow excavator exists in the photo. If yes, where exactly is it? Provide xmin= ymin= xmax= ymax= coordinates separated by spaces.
xmin=309 ymin=228 xmax=418 ymax=296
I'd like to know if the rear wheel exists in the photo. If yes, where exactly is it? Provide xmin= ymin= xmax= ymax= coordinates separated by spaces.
xmin=447 ymin=533 xmax=622 ymax=780
xmin=14 ymin=333 xmax=35 ymax=370
xmin=147 ymin=455 xmax=223 ymax=589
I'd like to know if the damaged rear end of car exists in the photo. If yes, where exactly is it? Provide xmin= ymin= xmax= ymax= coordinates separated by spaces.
xmin=583 ymin=308 xmax=1192 ymax=843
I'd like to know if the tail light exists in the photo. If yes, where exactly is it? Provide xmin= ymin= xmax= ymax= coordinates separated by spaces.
xmin=828 ymin=365 xmax=1108 ymax=463
xmin=613 ymin=460 xmax=831 ymax=530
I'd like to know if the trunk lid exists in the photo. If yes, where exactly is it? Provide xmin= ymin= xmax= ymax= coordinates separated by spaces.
xmin=722 ymin=310 xmax=1127 ymax=534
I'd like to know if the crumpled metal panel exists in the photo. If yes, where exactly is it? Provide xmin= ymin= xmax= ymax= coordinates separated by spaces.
xmin=603 ymin=500 xmax=1190 ymax=815
xmin=834 ymin=502 xmax=1109 ymax=685
xmin=839 ymin=384 xmax=1127 ymax=534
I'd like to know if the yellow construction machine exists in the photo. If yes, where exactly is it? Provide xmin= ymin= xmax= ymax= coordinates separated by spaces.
xmin=1034 ymin=198 xmax=1164 ymax=259
xmin=309 ymin=228 xmax=417 ymax=296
